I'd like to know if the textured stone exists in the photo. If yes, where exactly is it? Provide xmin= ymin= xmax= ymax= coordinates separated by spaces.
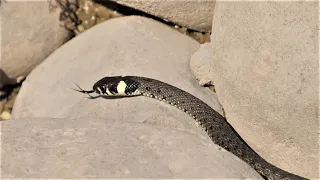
xmin=110 ymin=0 xmax=215 ymax=32
xmin=190 ymin=1 xmax=318 ymax=179
xmin=0 ymin=1 xmax=71 ymax=78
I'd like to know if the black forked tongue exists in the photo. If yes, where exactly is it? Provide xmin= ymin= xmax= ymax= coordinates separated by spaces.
xmin=72 ymin=82 xmax=95 ymax=98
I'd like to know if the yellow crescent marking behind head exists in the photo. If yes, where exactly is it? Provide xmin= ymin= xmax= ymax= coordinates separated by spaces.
xmin=117 ymin=80 xmax=127 ymax=95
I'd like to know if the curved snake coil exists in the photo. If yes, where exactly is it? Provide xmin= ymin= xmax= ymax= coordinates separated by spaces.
xmin=74 ymin=76 xmax=308 ymax=180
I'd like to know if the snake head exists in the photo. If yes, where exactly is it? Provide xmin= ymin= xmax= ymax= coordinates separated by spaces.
xmin=74 ymin=76 xmax=140 ymax=97
xmin=92 ymin=76 xmax=129 ymax=96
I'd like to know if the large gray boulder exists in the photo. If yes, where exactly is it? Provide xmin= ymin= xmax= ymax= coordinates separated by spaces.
xmin=8 ymin=16 xmax=262 ymax=178
xmin=190 ymin=1 xmax=318 ymax=179
xmin=0 ymin=1 xmax=71 ymax=78
xmin=12 ymin=16 xmax=223 ymax=120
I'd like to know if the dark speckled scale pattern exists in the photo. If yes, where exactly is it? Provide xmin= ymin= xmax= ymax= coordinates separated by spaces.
xmin=84 ymin=76 xmax=307 ymax=180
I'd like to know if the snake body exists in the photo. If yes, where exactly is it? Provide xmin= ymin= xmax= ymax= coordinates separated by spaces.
xmin=75 ymin=76 xmax=307 ymax=180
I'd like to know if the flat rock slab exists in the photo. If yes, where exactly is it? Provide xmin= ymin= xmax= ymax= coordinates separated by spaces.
xmin=1 ymin=117 xmax=262 ymax=178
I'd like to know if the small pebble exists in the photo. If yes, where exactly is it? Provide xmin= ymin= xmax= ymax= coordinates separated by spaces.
xmin=1 ymin=111 xmax=11 ymax=120
xmin=83 ymin=4 xmax=89 ymax=13
xmin=16 ymin=76 xmax=25 ymax=83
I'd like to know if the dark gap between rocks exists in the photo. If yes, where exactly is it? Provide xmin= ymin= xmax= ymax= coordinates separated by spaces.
xmin=93 ymin=0 xmax=205 ymax=34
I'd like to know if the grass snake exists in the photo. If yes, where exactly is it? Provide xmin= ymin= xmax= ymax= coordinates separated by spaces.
xmin=74 ymin=76 xmax=308 ymax=180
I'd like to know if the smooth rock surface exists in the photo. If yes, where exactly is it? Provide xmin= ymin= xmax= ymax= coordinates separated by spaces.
xmin=111 ymin=0 xmax=215 ymax=32
xmin=0 ymin=1 xmax=71 ymax=78
xmin=1 ymin=117 xmax=262 ymax=178
xmin=190 ymin=2 xmax=319 ymax=179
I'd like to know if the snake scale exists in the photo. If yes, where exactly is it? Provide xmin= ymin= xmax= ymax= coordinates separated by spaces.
xmin=74 ymin=76 xmax=308 ymax=180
